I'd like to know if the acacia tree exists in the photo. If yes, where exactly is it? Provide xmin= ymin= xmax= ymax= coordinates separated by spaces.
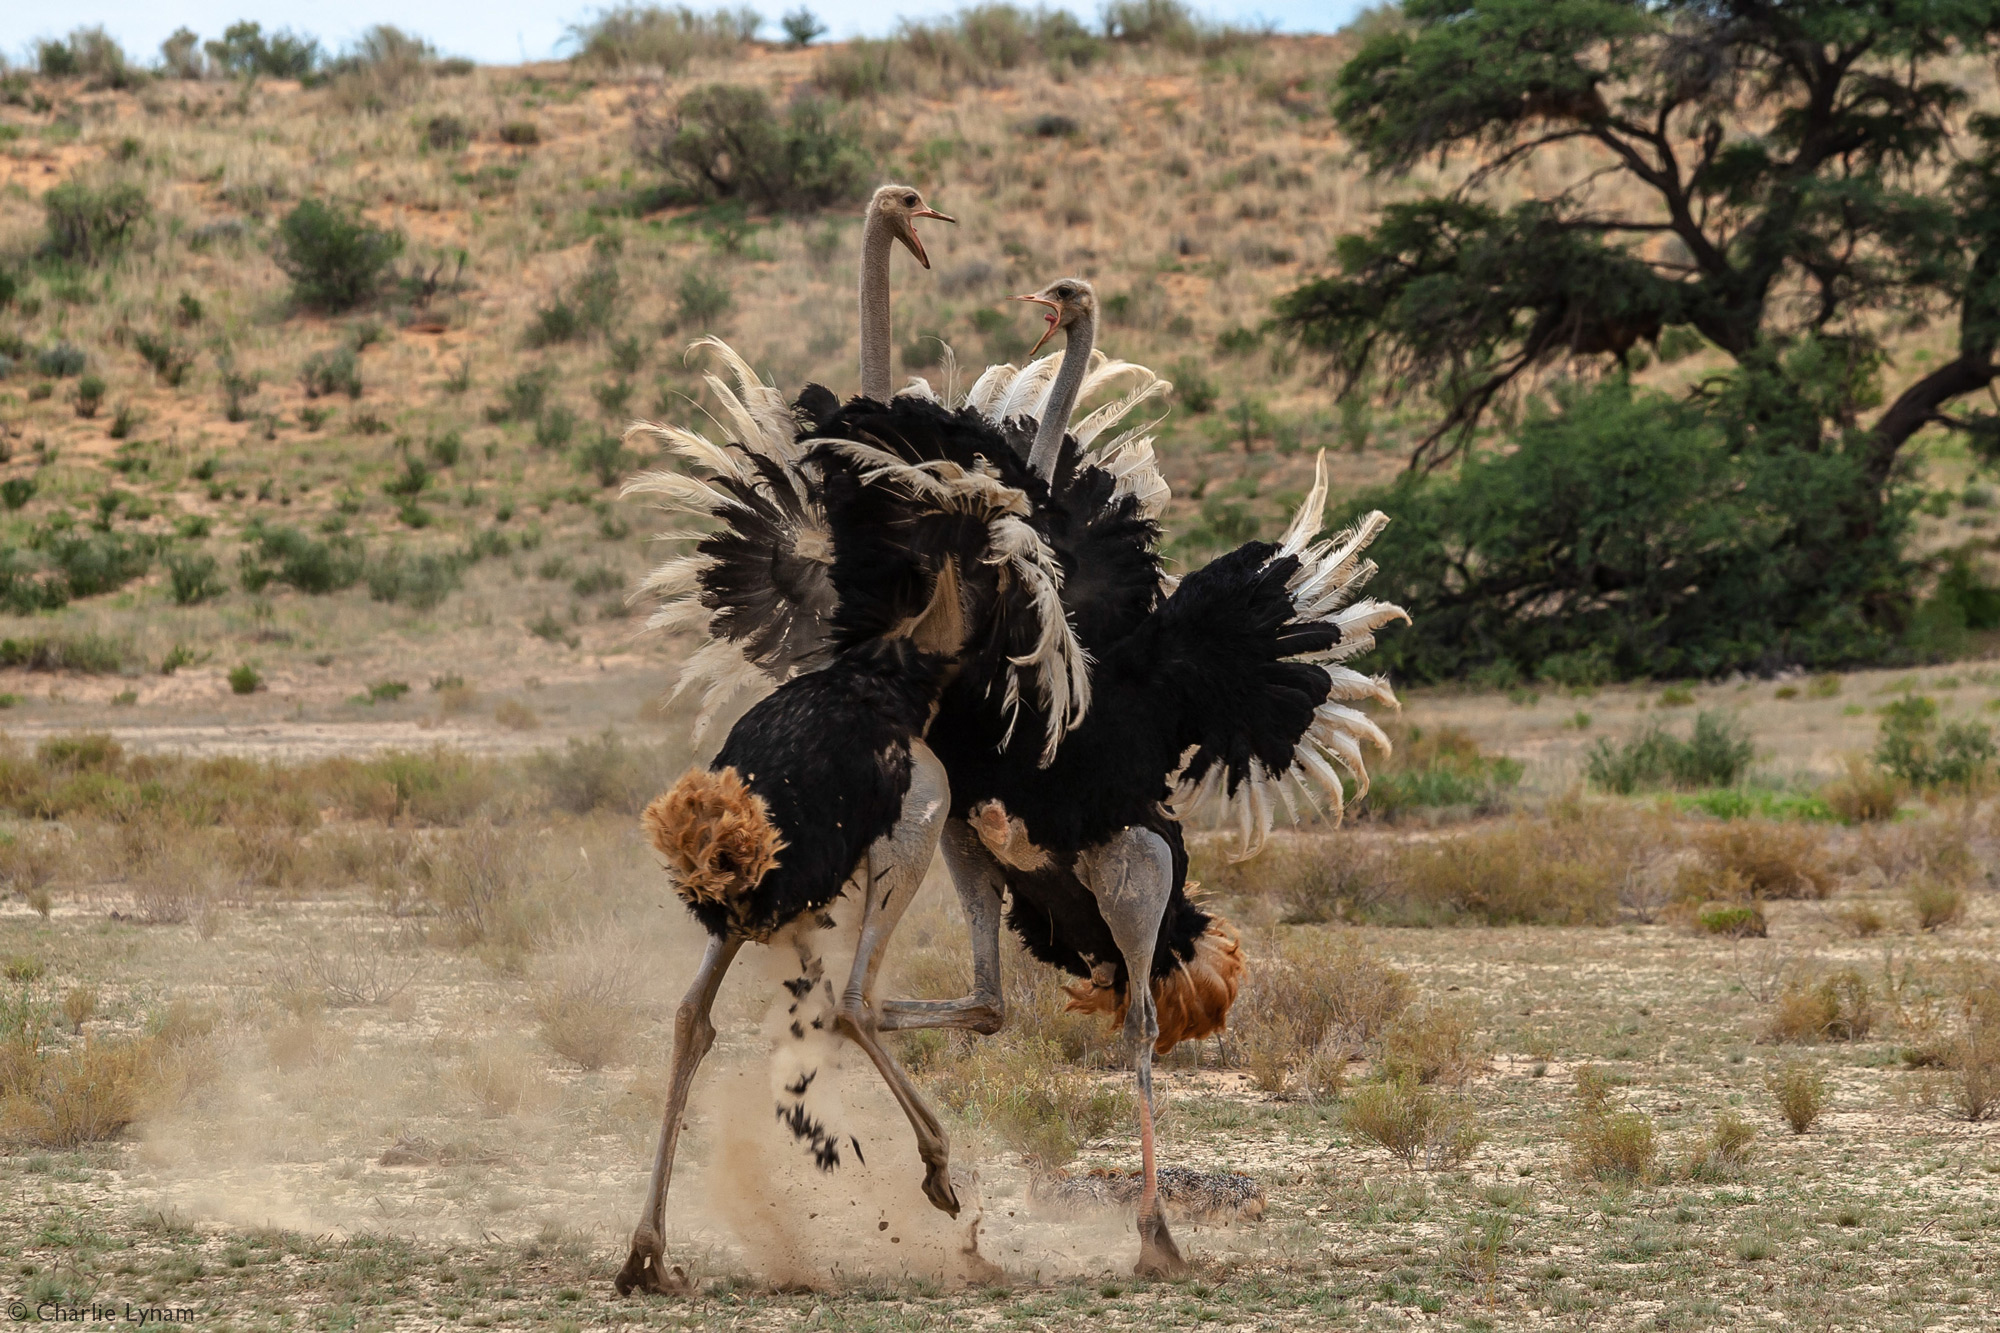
xmin=1278 ymin=0 xmax=2000 ymax=480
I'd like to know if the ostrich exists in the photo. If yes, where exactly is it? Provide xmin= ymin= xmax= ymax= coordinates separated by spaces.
xmin=630 ymin=275 xmax=1406 ymax=1276
xmin=615 ymin=427 xmax=1088 ymax=1297
xmin=858 ymin=184 xmax=955 ymax=403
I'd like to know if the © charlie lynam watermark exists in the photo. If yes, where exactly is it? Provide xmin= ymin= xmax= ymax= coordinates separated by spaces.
xmin=9 ymin=1304 xmax=197 ymax=1325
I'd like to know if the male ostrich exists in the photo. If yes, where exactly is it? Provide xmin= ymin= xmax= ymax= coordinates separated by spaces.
xmin=615 ymin=431 xmax=1087 ymax=1297
xmin=629 ymin=273 xmax=1405 ymax=1275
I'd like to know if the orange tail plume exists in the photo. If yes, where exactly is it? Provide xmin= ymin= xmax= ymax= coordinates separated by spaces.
xmin=642 ymin=767 xmax=785 ymax=915
xmin=1062 ymin=916 xmax=1245 ymax=1055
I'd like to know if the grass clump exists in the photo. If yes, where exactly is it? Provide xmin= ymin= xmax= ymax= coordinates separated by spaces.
xmin=1819 ymin=756 xmax=1900 ymax=823
xmin=1768 ymin=1060 xmax=1828 ymax=1133
xmin=1569 ymin=1065 xmax=1656 ymax=1184
xmin=1586 ymin=711 xmax=1754 ymax=793
xmin=43 ymin=180 xmax=150 ymax=263
xmin=533 ymin=949 xmax=639 ymax=1070
xmin=0 ymin=633 xmax=130 ymax=674
xmin=227 ymin=664 xmax=262 ymax=695
xmin=1696 ymin=901 xmax=1767 ymax=937
xmin=1907 ymin=878 xmax=1966 ymax=931
xmin=928 ymin=1034 xmax=1132 ymax=1167
xmin=1234 ymin=930 xmax=1410 ymax=1097
xmin=1765 ymin=969 xmax=1873 ymax=1044
xmin=1680 ymin=820 xmax=1834 ymax=901
xmin=567 ymin=4 xmax=760 ymax=70
xmin=1365 ymin=723 xmax=1523 ymax=820
xmin=1341 ymin=1077 xmax=1482 ymax=1170
xmin=1379 ymin=998 xmax=1483 ymax=1086
xmin=274 ymin=199 xmax=405 ymax=312
xmin=1682 ymin=1111 xmax=1756 ymax=1181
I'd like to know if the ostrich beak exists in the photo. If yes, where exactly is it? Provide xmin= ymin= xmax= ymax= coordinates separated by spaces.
xmin=1013 ymin=293 xmax=1061 ymax=357
xmin=894 ymin=209 xmax=955 ymax=270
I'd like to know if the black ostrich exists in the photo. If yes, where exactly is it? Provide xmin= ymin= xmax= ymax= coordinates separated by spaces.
xmin=624 ymin=303 xmax=1405 ymax=1277
xmin=613 ymin=421 xmax=1086 ymax=1297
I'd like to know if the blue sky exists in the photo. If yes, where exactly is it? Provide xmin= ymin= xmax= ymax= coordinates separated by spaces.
xmin=3 ymin=2 xmax=1370 ymax=68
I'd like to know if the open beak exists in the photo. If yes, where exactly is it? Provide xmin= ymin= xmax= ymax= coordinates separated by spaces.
xmin=894 ymin=208 xmax=956 ymax=270
xmin=1012 ymin=293 xmax=1061 ymax=357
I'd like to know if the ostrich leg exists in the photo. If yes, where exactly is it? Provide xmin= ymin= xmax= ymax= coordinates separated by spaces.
xmin=616 ymin=932 xmax=743 ymax=1297
xmin=1077 ymin=826 xmax=1188 ymax=1278
xmin=877 ymin=818 xmax=1007 ymax=1035
xmin=833 ymin=742 xmax=964 ymax=1215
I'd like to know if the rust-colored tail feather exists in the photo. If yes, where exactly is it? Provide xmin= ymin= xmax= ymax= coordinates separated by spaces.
xmin=642 ymin=767 xmax=785 ymax=912
xmin=1062 ymin=916 xmax=1245 ymax=1056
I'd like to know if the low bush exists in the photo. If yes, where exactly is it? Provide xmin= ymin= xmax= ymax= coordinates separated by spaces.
xmin=366 ymin=549 xmax=464 ymax=611
xmin=639 ymin=84 xmax=870 ymax=213
xmin=165 ymin=552 xmax=224 ymax=605
xmin=927 ymin=1033 xmax=1132 ymax=1166
xmin=1874 ymin=695 xmax=1994 ymax=789
xmin=0 ymin=634 xmax=130 ymax=674
xmin=1586 ymin=711 xmax=1754 ymax=793
xmin=1768 ymin=1060 xmax=1828 ymax=1133
xmin=205 ymin=21 xmax=321 ymax=77
xmin=300 ymin=345 xmax=363 ymax=398
xmin=1235 ymin=930 xmax=1410 ymax=1097
xmin=568 ymin=4 xmax=760 ymax=70
xmin=674 ymin=267 xmax=733 ymax=330
xmin=1683 ymin=1111 xmax=1756 ymax=1181
xmin=1364 ymin=723 xmax=1523 ymax=820
xmin=239 ymin=524 xmax=364 ymax=594
xmin=1819 ymin=756 xmax=1900 ymax=823
xmin=274 ymin=199 xmax=405 ymax=311
xmin=1765 ymin=969 xmax=1873 ymax=1044
xmin=1681 ymin=821 xmax=1834 ymax=900
xmin=533 ymin=949 xmax=640 ymax=1069
xmin=228 ymin=665 xmax=262 ymax=694
xmin=1696 ymin=901 xmax=1767 ymax=937
xmin=1341 ymin=1077 xmax=1482 ymax=1170
xmin=43 ymin=181 xmax=150 ymax=263
xmin=37 ymin=27 xmax=145 ymax=89
xmin=133 ymin=331 xmax=195 ymax=387
xmin=529 ymin=731 xmax=673 ymax=815
xmin=1569 ymin=1066 xmax=1656 ymax=1184
xmin=1909 ymin=879 xmax=1966 ymax=931
xmin=1379 ymin=999 xmax=1483 ymax=1086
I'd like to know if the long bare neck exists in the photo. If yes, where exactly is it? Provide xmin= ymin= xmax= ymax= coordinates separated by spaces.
xmin=858 ymin=209 xmax=895 ymax=402
xmin=1028 ymin=308 xmax=1095 ymax=478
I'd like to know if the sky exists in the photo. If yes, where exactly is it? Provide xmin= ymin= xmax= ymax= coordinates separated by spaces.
xmin=2 ymin=1 xmax=1371 ymax=68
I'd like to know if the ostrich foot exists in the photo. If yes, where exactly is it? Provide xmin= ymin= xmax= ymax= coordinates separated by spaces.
xmin=1134 ymin=1211 xmax=1187 ymax=1279
xmin=922 ymin=1155 xmax=962 ymax=1217
xmin=614 ymin=1227 xmax=691 ymax=1297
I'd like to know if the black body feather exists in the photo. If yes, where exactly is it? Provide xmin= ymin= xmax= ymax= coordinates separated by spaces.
xmin=687 ymin=638 xmax=947 ymax=940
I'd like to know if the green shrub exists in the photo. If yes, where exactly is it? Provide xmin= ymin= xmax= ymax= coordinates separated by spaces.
xmin=568 ymin=4 xmax=760 ymax=70
xmin=204 ymin=21 xmax=320 ymax=77
xmin=240 ymin=525 xmax=363 ymax=595
xmin=274 ymin=200 xmax=405 ymax=311
xmin=781 ymin=7 xmax=828 ymax=45
xmin=575 ymin=435 xmax=632 ymax=488
xmin=1874 ymin=695 xmax=1995 ymax=788
xmin=165 ymin=552 xmax=224 ymax=606
xmin=43 ymin=181 xmax=150 ymax=263
xmin=1697 ymin=902 xmax=1767 ymax=937
xmin=133 ymin=331 xmax=194 ymax=387
xmin=39 ymin=530 xmax=153 ymax=598
xmin=487 ymin=369 xmax=555 ymax=423
xmin=1341 ymin=1077 xmax=1482 ymax=1170
xmin=535 ymin=407 xmax=579 ymax=451
xmin=1768 ymin=1061 xmax=1827 ymax=1134
xmin=924 ymin=1033 xmax=1132 ymax=1167
xmin=228 ymin=664 xmax=262 ymax=695
xmin=1365 ymin=723 xmax=1523 ymax=819
xmin=72 ymin=375 xmax=106 ymax=419
xmin=640 ymin=84 xmax=870 ymax=212
xmin=1586 ymin=711 xmax=1754 ymax=794
xmin=0 ymin=634 xmax=129 ymax=674
xmin=528 ymin=731 xmax=669 ymax=814
xmin=424 ymin=115 xmax=472 ymax=150
xmin=36 ymin=343 xmax=87 ymax=378
xmin=1327 ymin=377 xmax=1913 ymax=684
xmin=1 ymin=480 xmax=36 ymax=511
xmin=673 ymin=268 xmax=732 ymax=329
xmin=300 ymin=346 xmax=363 ymax=399
xmin=366 ymin=550 xmax=464 ymax=611
xmin=36 ymin=27 xmax=144 ymax=89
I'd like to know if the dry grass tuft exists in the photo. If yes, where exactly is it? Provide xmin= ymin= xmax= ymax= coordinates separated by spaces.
xmin=1768 ymin=1060 xmax=1829 ymax=1133
xmin=452 ymin=1042 xmax=552 ymax=1118
xmin=927 ymin=1034 xmax=1133 ymax=1167
xmin=1340 ymin=1077 xmax=1483 ymax=1170
xmin=1765 ymin=968 xmax=1874 ymax=1044
xmin=266 ymin=1015 xmax=351 ymax=1072
xmin=270 ymin=934 xmax=422 ymax=1008
xmin=0 ymin=1036 xmax=153 ymax=1149
xmin=1947 ymin=971 xmax=2000 ymax=1122
xmin=1682 ymin=1111 xmax=1757 ymax=1181
xmin=1234 ymin=930 xmax=1410 ymax=1098
xmin=1835 ymin=900 xmax=1886 ymax=937
xmin=1819 ymin=757 xmax=1900 ymax=823
xmin=1685 ymin=821 xmax=1835 ymax=900
xmin=1380 ymin=998 xmax=1484 ymax=1087
xmin=1907 ymin=879 xmax=1966 ymax=931
xmin=532 ymin=947 xmax=641 ymax=1070
xmin=1569 ymin=1065 xmax=1657 ymax=1184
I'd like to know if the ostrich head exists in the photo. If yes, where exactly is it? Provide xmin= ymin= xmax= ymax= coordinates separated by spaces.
xmin=1013 ymin=277 xmax=1095 ymax=357
xmin=869 ymin=184 xmax=956 ymax=269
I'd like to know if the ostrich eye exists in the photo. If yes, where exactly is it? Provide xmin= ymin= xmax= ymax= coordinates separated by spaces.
xmin=904 ymin=194 xmax=919 ymax=207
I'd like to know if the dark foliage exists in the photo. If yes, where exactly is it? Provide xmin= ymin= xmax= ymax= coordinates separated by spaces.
xmin=638 ymin=84 xmax=870 ymax=212
xmin=43 ymin=181 xmax=150 ymax=263
xmin=274 ymin=199 xmax=405 ymax=311
xmin=205 ymin=22 xmax=321 ymax=78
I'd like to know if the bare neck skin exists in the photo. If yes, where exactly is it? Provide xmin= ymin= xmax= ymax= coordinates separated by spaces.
xmin=1028 ymin=306 xmax=1096 ymax=478
xmin=859 ymin=208 xmax=896 ymax=402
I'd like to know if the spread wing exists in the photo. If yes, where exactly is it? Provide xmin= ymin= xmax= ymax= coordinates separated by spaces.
xmin=622 ymin=339 xmax=834 ymax=742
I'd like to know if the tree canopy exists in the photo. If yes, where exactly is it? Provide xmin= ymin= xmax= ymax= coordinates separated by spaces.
xmin=1279 ymin=0 xmax=2000 ymax=477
